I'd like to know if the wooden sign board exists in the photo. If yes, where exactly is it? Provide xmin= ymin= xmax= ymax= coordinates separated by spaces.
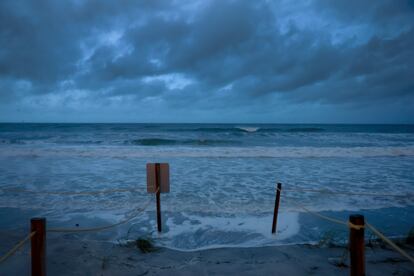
xmin=146 ymin=163 xmax=170 ymax=193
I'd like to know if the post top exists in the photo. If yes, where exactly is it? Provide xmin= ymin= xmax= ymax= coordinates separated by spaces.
xmin=31 ymin=217 xmax=46 ymax=222
xmin=349 ymin=214 xmax=365 ymax=224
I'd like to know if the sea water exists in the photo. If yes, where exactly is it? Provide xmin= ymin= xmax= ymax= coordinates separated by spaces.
xmin=0 ymin=123 xmax=413 ymax=250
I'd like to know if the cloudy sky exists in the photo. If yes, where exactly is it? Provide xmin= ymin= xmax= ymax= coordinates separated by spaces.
xmin=0 ymin=0 xmax=413 ymax=123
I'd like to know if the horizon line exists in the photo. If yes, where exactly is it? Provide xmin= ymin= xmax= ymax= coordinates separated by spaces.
xmin=0 ymin=121 xmax=413 ymax=125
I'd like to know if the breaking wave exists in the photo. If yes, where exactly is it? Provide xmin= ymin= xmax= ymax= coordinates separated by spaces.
xmin=125 ymin=138 xmax=239 ymax=146
xmin=236 ymin=127 xmax=260 ymax=132
xmin=191 ymin=126 xmax=325 ymax=133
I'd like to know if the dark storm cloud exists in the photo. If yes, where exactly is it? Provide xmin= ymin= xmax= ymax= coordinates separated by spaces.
xmin=0 ymin=0 xmax=413 ymax=122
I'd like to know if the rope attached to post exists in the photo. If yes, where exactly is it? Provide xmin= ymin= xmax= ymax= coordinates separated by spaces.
xmin=281 ymin=186 xmax=413 ymax=198
xmin=0 ymin=187 xmax=145 ymax=196
xmin=48 ymin=188 xmax=158 ymax=233
xmin=366 ymin=222 xmax=414 ymax=264
xmin=0 ymin=231 xmax=36 ymax=264
xmin=276 ymin=186 xmax=363 ymax=230
xmin=277 ymin=186 xmax=414 ymax=264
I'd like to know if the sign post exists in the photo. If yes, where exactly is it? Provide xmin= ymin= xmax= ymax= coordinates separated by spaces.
xmin=272 ymin=183 xmax=282 ymax=234
xmin=147 ymin=163 xmax=169 ymax=232
xmin=155 ymin=163 xmax=162 ymax=232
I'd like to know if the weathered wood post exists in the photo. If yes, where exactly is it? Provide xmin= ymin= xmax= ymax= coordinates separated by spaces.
xmin=155 ymin=163 xmax=162 ymax=232
xmin=272 ymin=183 xmax=282 ymax=234
xmin=147 ymin=163 xmax=169 ymax=232
xmin=349 ymin=214 xmax=365 ymax=276
xmin=31 ymin=218 xmax=46 ymax=276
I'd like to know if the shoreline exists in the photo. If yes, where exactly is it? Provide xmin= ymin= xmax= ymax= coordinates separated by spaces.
xmin=1 ymin=234 xmax=413 ymax=275
xmin=1 ymin=206 xmax=414 ymax=251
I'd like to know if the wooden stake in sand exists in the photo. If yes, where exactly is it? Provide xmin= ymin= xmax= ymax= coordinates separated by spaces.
xmin=272 ymin=183 xmax=282 ymax=234
xmin=31 ymin=217 xmax=46 ymax=276
xmin=146 ymin=163 xmax=170 ymax=232
xmin=349 ymin=214 xmax=365 ymax=276
xmin=155 ymin=163 xmax=162 ymax=232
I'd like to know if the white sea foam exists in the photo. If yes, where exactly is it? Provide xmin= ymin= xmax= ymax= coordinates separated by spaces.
xmin=2 ymin=145 xmax=414 ymax=158
xmin=1 ymin=124 xmax=413 ymax=249
xmin=156 ymin=212 xmax=300 ymax=251
xmin=236 ymin=126 xmax=260 ymax=132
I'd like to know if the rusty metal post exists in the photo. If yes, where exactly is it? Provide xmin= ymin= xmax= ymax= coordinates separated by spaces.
xmin=272 ymin=183 xmax=282 ymax=234
xmin=349 ymin=214 xmax=365 ymax=276
xmin=155 ymin=163 xmax=162 ymax=232
xmin=31 ymin=218 xmax=46 ymax=276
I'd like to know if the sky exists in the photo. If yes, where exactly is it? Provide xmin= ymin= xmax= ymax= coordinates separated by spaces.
xmin=0 ymin=0 xmax=413 ymax=123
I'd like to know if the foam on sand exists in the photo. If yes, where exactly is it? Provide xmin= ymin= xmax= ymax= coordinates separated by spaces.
xmin=155 ymin=212 xmax=300 ymax=251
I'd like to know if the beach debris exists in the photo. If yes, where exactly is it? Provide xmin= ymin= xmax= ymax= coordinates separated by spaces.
xmin=317 ymin=230 xmax=343 ymax=248
xmin=101 ymin=256 xmax=108 ymax=270
xmin=136 ymin=237 xmax=157 ymax=253
xmin=328 ymin=257 xmax=348 ymax=268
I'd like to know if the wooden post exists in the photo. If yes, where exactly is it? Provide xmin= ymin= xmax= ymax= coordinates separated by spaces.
xmin=31 ymin=218 xmax=46 ymax=276
xmin=349 ymin=214 xmax=365 ymax=276
xmin=155 ymin=163 xmax=162 ymax=232
xmin=272 ymin=183 xmax=282 ymax=234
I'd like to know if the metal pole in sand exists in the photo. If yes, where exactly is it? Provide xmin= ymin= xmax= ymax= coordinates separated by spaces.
xmin=272 ymin=183 xmax=282 ymax=234
xmin=349 ymin=214 xmax=365 ymax=276
xmin=31 ymin=218 xmax=46 ymax=276
xmin=155 ymin=163 xmax=162 ymax=232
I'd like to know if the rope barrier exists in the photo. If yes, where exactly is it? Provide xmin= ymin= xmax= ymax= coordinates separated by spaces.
xmin=280 ymin=186 xmax=413 ymax=198
xmin=277 ymin=186 xmax=414 ymax=264
xmin=288 ymin=199 xmax=364 ymax=230
xmin=47 ymin=188 xmax=158 ymax=233
xmin=2 ymin=183 xmax=410 ymax=198
xmin=276 ymin=187 xmax=363 ymax=230
xmin=0 ymin=231 xmax=36 ymax=264
xmin=366 ymin=222 xmax=414 ymax=264
xmin=1 ymin=180 xmax=413 ymax=269
xmin=0 ymin=187 xmax=145 ymax=196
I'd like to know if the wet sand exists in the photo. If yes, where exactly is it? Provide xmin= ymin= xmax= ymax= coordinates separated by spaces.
xmin=1 ymin=233 xmax=413 ymax=275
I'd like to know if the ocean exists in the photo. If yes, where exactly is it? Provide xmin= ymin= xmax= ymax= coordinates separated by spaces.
xmin=0 ymin=123 xmax=413 ymax=250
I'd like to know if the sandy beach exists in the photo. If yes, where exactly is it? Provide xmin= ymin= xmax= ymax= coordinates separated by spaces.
xmin=1 ymin=232 xmax=413 ymax=275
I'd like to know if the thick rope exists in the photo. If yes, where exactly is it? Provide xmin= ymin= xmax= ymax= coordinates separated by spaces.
xmin=277 ymin=186 xmax=414 ymax=262
xmin=366 ymin=222 xmax=414 ymax=264
xmin=277 ymin=187 xmax=364 ymax=230
xmin=48 ymin=188 xmax=158 ymax=233
xmin=0 ymin=231 xmax=36 ymax=264
xmin=0 ymin=187 xmax=145 ymax=196
xmin=281 ymin=186 xmax=412 ymax=198
xmin=296 ymin=203 xmax=364 ymax=230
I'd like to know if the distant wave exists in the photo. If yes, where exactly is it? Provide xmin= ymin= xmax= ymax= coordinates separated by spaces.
xmin=3 ymin=146 xmax=414 ymax=158
xmin=236 ymin=126 xmax=260 ymax=133
xmin=64 ymin=140 xmax=103 ymax=145
xmin=192 ymin=126 xmax=260 ymax=133
xmin=0 ymin=139 xmax=25 ymax=145
xmin=286 ymin=127 xmax=325 ymax=132
xmin=188 ymin=126 xmax=325 ymax=133
xmin=127 ymin=138 xmax=177 ymax=146
xmin=192 ymin=127 xmax=246 ymax=133
xmin=0 ymin=138 xmax=105 ymax=145
xmin=126 ymin=138 xmax=238 ymax=146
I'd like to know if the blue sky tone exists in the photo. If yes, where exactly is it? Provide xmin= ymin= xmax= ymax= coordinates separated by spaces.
xmin=0 ymin=0 xmax=413 ymax=123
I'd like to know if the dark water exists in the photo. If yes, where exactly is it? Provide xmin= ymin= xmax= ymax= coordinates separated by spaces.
xmin=0 ymin=123 xmax=413 ymax=250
